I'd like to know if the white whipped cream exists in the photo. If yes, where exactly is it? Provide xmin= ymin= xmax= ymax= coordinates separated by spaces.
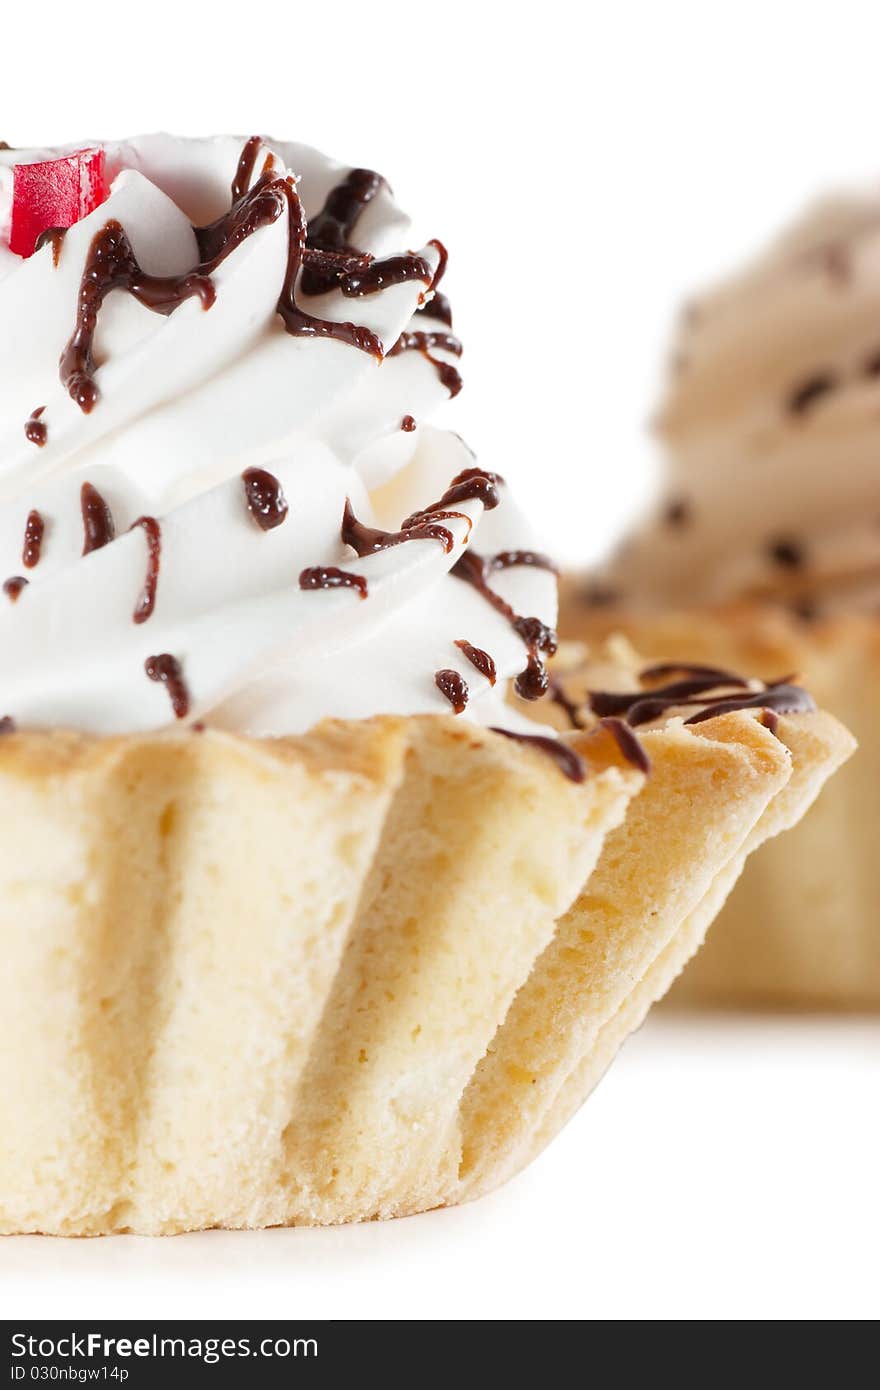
xmin=0 ymin=135 xmax=556 ymax=733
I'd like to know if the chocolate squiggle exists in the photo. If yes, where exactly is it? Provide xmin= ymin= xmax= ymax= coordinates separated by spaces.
xmin=342 ymin=468 xmax=501 ymax=558
xmin=145 ymin=653 xmax=189 ymax=719
xmin=587 ymin=662 xmax=814 ymax=729
xmin=489 ymin=727 xmax=586 ymax=784
xmin=387 ymin=329 xmax=463 ymax=397
xmin=451 ymin=549 xmax=557 ymax=702
xmin=61 ymin=140 xmax=438 ymax=414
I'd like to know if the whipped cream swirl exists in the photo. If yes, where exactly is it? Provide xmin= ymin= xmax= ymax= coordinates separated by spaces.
xmin=597 ymin=187 xmax=880 ymax=617
xmin=0 ymin=135 xmax=557 ymax=734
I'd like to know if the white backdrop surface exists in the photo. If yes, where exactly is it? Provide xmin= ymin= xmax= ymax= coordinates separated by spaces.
xmin=1 ymin=0 xmax=878 ymax=1322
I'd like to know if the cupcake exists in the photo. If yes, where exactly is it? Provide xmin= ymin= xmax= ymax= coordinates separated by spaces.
xmin=564 ymin=187 xmax=880 ymax=1008
xmin=0 ymin=136 xmax=853 ymax=1234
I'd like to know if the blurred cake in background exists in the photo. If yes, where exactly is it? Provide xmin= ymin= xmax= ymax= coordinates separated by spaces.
xmin=563 ymin=187 xmax=880 ymax=1008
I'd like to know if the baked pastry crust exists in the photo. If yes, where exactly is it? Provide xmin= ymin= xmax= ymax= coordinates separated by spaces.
xmin=0 ymin=704 xmax=851 ymax=1234
xmin=559 ymin=594 xmax=874 ymax=1007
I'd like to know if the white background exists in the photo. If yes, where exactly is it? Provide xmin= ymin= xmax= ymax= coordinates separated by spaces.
xmin=2 ymin=0 xmax=879 ymax=1322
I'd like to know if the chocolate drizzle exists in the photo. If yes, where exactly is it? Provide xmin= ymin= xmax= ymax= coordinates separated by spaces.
xmin=63 ymin=218 xmax=217 ymax=412
xmin=451 ymin=543 xmax=557 ymax=701
xmin=3 ymin=576 xmax=27 ymax=602
xmin=130 ymin=516 xmax=161 ymax=623
xmin=455 ymin=639 xmax=496 ymax=685
xmin=588 ymin=662 xmax=815 ymax=730
xmin=387 ymin=328 xmax=463 ymax=397
xmin=639 ymin=662 xmax=744 ymax=683
xmin=412 ymin=466 xmax=500 ymax=518
xmin=145 ymin=653 xmax=189 ymax=719
xmin=275 ymin=178 xmax=386 ymax=359
xmin=230 ymin=135 xmax=265 ymax=202
xmin=589 ymin=669 xmax=750 ymax=725
xmin=761 ymin=709 xmax=780 ymax=735
xmin=34 ymin=226 xmax=67 ymax=266
xmin=342 ymin=497 xmax=459 ymax=557
xmin=682 ymin=684 xmax=815 ymax=725
xmin=547 ymin=674 xmax=585 ymax=729
xmin=342 ymin=468 xmax=501 ymax=559
xmin=418 ymin=290 xmax=452 ymax=325
xmin=599 ymin=717 xmax=651 ymax=773
xmin=299 ymin=167 xmax=432 ymax=302
xmin=24 ymin=406 xmax=47 ymax=447
xmin=489 ymin=727 xmax=586 ymax=784
xmin=22 ymin=510 xmax=44 ymax=569
xmin=301 ymin=168 xmax=385 ymax=294
xmin=435 ymin=668 xmax=469 ymax=713
xmin=308 ymin=251 xmax=432 ymax=300
xmin=489 ymin=549 xmax=558 ymax=574
xmin=62 ymin=140 xmax=432 ymax=415
xmin=299 ymin=565 xmax=368 ymax=599
xmin=80 ymin=482 xmax=115 ymax=554
xmin=242 ymin=468 xmax=288 ymax=531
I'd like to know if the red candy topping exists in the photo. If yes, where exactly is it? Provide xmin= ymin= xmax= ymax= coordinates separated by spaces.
xmin=10 ymin=148 xmax=107 ymax=259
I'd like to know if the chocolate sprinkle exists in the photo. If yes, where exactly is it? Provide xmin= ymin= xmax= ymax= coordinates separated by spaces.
xmin=24 ymin=406 xmax=47 ymax=447
xmin=401 ymin=414 xmax=417 ymax=432
xmin=787 ymin=373 xmax=836 ymax=416
xmin=130 ymin=516 xmax=161 ymax=623
xmin=769 ymin=537 xmax=805 ymax=569
xmin=144 ymin=653 xmax=190 ymax=719
xmin=0 ymin=716 xmax=16 ymax=734
xmin=22 ymin=510 xmax=44 ymax=568
xmin=455 ymin=639 xmax=496 ymax=685
xmin=435 ymin=668 xmax=469 ymax=713
xmin=580 ymin=582 xmax=620 ymax=608
xmin=489 ymin=727 xmax=586 ymax=784
xmin=299 ymin=565 xmax=368 ymax=600
xmin=80 ymin=482 xmax=116 ymax=555
xmin=242 ymin=468 xmax=289 ymax=531
xmin=663 ymin=496 xmax=691 ymax=528
xmin=3 ymin=576 xmax=27 ymax=602
xmin=791 ymin=597 xmax=818 ymax=623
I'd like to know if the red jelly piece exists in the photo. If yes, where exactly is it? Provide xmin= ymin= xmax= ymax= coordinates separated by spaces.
xmin=10 ymin=148 xmax=107 ymax=259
